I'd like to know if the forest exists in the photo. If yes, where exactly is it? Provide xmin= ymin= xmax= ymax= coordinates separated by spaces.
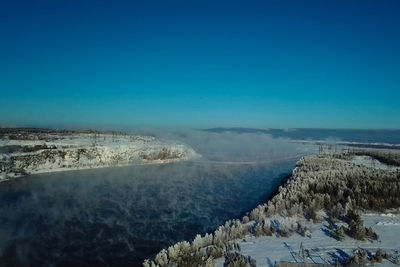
xmin=144 ymin=150 xmax=400 ymax=267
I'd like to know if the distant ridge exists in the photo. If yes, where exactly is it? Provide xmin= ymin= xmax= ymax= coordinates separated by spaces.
xmin=205 ymin=127 xmax=270 ymax=134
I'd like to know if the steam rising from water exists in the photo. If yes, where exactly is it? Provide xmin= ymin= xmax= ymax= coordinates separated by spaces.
xmin=0 ymin=129 xmax=313 ymax=266
xmin=128 ymin=128 xmax=314 ymax=162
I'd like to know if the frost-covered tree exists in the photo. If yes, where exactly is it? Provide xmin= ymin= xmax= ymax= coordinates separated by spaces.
xmin=154 ymin=249 xmax=168 ymax=266
xmin=334 ymin=226 xmax=346 ymax=241
xmin=192 ymin=234 xmax=204 ymax=251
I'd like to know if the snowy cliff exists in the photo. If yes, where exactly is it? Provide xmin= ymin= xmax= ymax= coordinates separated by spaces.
xmin=0 ymin=130 xmax=199 ymax=181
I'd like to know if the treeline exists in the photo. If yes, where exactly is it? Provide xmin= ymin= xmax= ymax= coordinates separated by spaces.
xmin=271 ymin=155 xmax=400 ymax=215
xmin=144 ymin=151 xmax=400 ymax=267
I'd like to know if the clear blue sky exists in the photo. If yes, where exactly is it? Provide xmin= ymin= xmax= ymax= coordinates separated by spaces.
xmin=1 ymin=0 xmax=399 ymax=129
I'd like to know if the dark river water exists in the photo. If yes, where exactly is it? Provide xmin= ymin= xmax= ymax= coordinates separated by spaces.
xmin=0 ymin=159 xmax=297 ymax=266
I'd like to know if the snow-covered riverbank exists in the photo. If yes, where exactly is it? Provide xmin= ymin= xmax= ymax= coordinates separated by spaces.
xmin=0 ymin=130 xmax=199 ymax=181
xmin=144 ymin=150 xmax=400 ymax=267
xmin=214 ymin=212 xmax=400 ymax=267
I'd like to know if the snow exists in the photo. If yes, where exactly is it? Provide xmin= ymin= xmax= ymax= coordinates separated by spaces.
xmin=0 ymin=133 xmax=199 ymax=181
xmin=293 ymin=140 xmax=400 ymax=149
xmin=215 ymin=213 xmax=400 ymax=267
xmin=350 ymin=155 xmax=400 ymax=171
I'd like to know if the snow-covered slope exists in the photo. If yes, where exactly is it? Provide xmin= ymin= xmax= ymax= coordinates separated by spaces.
xmin=0 ymin=131 xmax=199 ymax=181
xmin=215 ymin=212 xmax=400 ymax=267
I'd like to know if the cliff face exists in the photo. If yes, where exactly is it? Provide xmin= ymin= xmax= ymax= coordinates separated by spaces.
xmin=0 ymin=131 xmax=198 ymax=180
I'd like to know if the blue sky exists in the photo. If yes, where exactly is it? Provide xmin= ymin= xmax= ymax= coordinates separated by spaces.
xmin=1 ymin=0 xmax=399 ymax=129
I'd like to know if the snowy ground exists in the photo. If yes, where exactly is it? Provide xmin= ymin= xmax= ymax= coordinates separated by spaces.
xmin=215 ymin=213 xmax=400 ymax=267
xmin=0 ymin=132 xmax=199 ymax=181
xmin=213 ymin=154 xmax=400 ymax=267
xmin=349 ymin=155 xmax=400 ymax=171
xmin=293 ymin=140 xmax=400 ymax=150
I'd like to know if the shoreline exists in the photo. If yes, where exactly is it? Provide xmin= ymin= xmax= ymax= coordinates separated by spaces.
xmin=0 ymin=156 xmax=195 ymax=183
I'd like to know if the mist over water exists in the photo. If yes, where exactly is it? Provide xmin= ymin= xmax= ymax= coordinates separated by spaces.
xmin=128 ymin=128 xmax=312 ymax=162
xmin=0 ymin=130 xmax=313 ymax=266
